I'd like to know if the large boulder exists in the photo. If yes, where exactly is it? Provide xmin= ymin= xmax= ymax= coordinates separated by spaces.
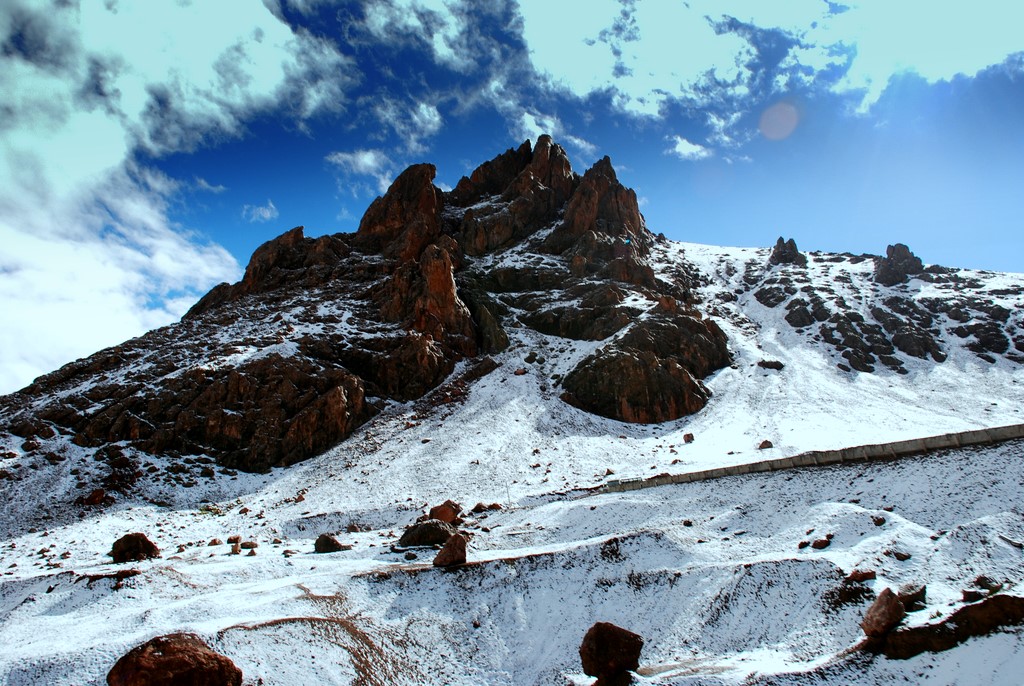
xmin=398 ymin=520 xmax=457 ymax=547
xmin=560 ymin=314 xmax=730 ymax=423
xmin=109 ymin=533 xmax=160 ymax=564
xmin=428 ymin=499 xmax=462 ymax=524
xmin=433 ymin=533 xmax=468 ymax=567
xmin=861 ymin=587 xmax=906 ymax=637
xmin=579 ymin=622 xmax=644 ymax=685
xmin=107 ymin=633 xmax=242 ymax=686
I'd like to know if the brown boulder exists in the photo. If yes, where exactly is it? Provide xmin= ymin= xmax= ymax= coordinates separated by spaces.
xmin=847 ymin=569 xmax=876 ymax=583
xmin=314 ymin=534 xmax=350 ymax=553
xmin=433 ymin=533 xmax=468 ymax=567
xmin=560 ymin=314 xmax=729 ymax=424
xmin=758 ymin=440 xmax=774 ymax=450
xmin=398 ymin=520 xmax=457 ymax=547
xmin=579 ymin=622 xmax=644 ymax=685
xmin=861 ymin=587 xmax=906 ymax=637
xmin=110 ymin=533 xmax=160 ymax=564
xmin=429 ymin=499 xmax=462 ymax=524
xmin=107 ymin=632 xmax=242 ymax=686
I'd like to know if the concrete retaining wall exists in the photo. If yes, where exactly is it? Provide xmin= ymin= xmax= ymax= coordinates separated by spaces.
xmin=602 ymin=423 xmax=1024 ymax=494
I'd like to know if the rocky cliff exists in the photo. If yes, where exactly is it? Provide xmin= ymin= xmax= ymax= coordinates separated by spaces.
xmin=0 ymin=136 xmax=729 ymax=493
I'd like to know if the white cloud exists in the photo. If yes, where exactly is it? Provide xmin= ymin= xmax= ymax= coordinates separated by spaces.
xmin=195 ymin=177 xmax=227 ymax=194
xmin=515 ymin=0 xmax=1024 ymax=117
xmin=369 ymin=98 xmax=444 ymax=154
xmin=666 ymin=135 xmax=713 ymax=161
xmin=517 ymin=0 xmax=755 ymax=117
xmin=325 ymin=149 xmax=396 ymax=194
xmin=512 ymin=110 xmax=598 ymax=166
xmin=0 ymin=0 xmax=356 ymax=393
xmin=242 ymin=199 xmax=280 ymax=223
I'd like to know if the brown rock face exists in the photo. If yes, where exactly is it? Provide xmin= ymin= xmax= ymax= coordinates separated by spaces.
xmin=880 ymin=594 xmax=1024 ymax=659
xmin=398 ymin=520 xmax=457 ymax=547
xmin=432 ymin=532 xmax=467 ymax=567
xmin=109 ymin=533 xmax=160 ymax=564
xmin=357 ymin=163 xmax=442 ymax=261
xmin=561 ymin=314 xmax=730 ymax=423
xmin=579 ymin=622 xmax=644 ymax=684
xmin=545 ymin=156 xmax=649 ymax=260
xmin=376 ymin=244 xmax=477 ymax=356
xmin=861 ymin=587 xmax=906 ymax=637
xmin=107 ymin=633 xmax=242 ymax=686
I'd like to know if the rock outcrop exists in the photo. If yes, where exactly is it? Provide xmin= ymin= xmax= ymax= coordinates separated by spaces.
xmin=561 ymin=314 xmax=730 ymax=423
xmin=879 ymin=594 xmax=1024 ymax=659
xmin=579 ymin=622 xmax=644 ymax=686
xmin=107 ymin=633 xmax=242 ymax=686
xmin=874 ymin=243 xmax=924 ymax=286
xmin=769 ymin=236 xmax=807 ymax=267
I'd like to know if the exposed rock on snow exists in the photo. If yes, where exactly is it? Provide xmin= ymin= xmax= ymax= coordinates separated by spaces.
xmin=398 ymin=520 xmax=457 ymax=547
xmin=874 ymin=243 xmax=925 ymax=286
xmin=109 ymin=533 xmax=160 ymax=564
xmin=432 ymin=532 xmax=467 ymax=567
xmin=313 ymin=534 xmax=349 ymax=553
xmin=769 ymin=236 xmax=808 ymax=267
xmin=428 ymin=499 xmax=462 ymax=524
xmin=107 ymin=633 xmax=242 ymax=686
xmin=579 ymin=621 xmax=644 ymax=685
xmin=861 ymin=587 xmax=905 ymax=637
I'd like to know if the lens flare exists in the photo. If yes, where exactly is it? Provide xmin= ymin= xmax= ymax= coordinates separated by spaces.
xmin=759 ymin=102 xmax=800 ymax=140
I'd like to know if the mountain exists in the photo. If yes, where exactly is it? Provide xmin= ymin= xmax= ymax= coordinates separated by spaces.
xmin=1 ymin=138 xmax=1023 ymax=685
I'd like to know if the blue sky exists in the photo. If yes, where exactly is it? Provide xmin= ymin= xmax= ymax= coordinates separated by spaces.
xmin=1 ymin=0 xmax=1023 ymax=393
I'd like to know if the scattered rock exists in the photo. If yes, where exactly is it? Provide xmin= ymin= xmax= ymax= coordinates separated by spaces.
xmin=757 ymin=359 xmax=784 ymax=371
xmin=433 ymin=533 xmax=468 ymax=567
xmin=398 ymin=520 xmax=457 ymax=547
xmin=579 ymin=622 xmax=644 ymax=686
xmin=109 ymin=533 xmax=160 ymax=564
xmin=207 ymin=539 xmax=222 ymax=546
xmin=314 ymin=534 xmax=350 ymax=553
xmin=107 ymin=632 xmax=242 ymax=686
xmin=683 ymin=433 xmax=694 ymax=444
xmin=226 ymin=535 xmax=241 ymax=544
xmin=239 ymin=541 xmax=258 ymax=549
xmin=404 ymin=551 xmax=417 ymax=561
xmin=872 ymin=516 xmax=886 ymax=527
xmin=811 ymin=538 xmax=831 ymax=550
xmin=229 ymin=542 xmax=241 ymax=555
xmin=847 ymin=569 xmax=877 ymax=583
xmin=861 ymin=588 xmax=906 ymax=637
xmin=428 ymin=499 xmax=462 ymax=524
xmin=758 ymin=439 xmax=774 ymax=450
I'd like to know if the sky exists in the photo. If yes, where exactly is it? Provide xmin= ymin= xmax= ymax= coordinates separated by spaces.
xmin=1 ymin=0 xmax=1023 ymax=394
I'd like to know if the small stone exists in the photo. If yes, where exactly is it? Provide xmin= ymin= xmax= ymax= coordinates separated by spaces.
xmin=208 ymin=538 xmax=222 ymax=546
xmin=240 ymin=541 xmax=258 ymax=549
xmin=758 ymin=439 xmax=774 ymax=450
xmin=847 ymin=569 xmax=877 ymax=583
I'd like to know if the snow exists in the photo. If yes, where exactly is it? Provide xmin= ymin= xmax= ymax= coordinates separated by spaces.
xmin=1 ymin=237 xmax=1023 ymax=684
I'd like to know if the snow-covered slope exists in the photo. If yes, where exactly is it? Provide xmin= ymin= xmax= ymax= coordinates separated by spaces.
xmin=1 ymin=232 xmax=1023 ymax=684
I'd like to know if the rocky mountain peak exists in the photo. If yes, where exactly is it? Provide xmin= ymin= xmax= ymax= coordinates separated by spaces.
xmin=874 ymin=243 xmax=924 ymax=286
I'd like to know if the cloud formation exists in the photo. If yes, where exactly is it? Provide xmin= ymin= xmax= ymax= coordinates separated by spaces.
xmin=242 ymin=200 xmax=280 ymax=223
xmin=325 ymin=149 xmax=396 ymax=195
xmin=0 ymin=0 xmax=356 ymax=393
xmin=666 ymin=135 xmax=713 ymax=161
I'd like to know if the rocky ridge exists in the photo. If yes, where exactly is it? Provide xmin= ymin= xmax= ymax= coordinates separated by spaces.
xmin=0 ymin=136 xmax=729 ymax=508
